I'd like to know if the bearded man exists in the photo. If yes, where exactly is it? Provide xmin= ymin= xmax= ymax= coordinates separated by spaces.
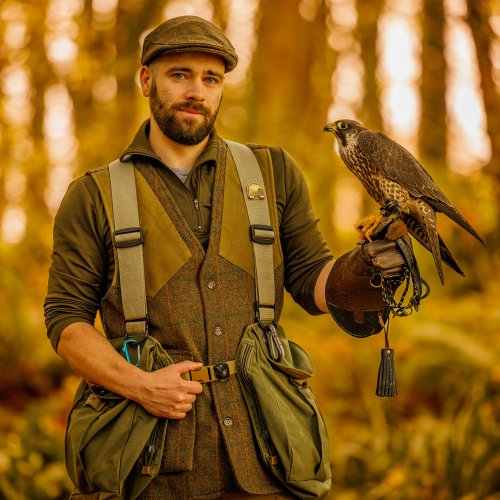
xmin=45 ymin=16 xmax=405 ymax=500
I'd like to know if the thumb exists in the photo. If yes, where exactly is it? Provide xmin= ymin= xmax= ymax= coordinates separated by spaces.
xmin=174 ymin=360 xmax=203 ymax=374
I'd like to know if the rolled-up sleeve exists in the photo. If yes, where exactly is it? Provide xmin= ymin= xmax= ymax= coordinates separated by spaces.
xmin=274 ymin=148 xmax=333 ymax=314
xmin=44 ymin=175 xmax=112 ymax=351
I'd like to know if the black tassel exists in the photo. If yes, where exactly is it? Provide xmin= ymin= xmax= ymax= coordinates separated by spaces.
xmin=376 ymin=347 xmax=397 ymax=397
xmin=376 ymin=314 xmax=397 ymax=397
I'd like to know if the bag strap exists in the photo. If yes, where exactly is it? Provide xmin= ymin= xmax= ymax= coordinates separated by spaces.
xmin=225 ymin=140 xmax=276 ymax=323
xmin=108 ymin=158 xmax=148 ymax=338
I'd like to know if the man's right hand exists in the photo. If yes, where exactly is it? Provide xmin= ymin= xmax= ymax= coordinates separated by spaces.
xmin=136 ymin=361 xmax=203 ymax=419
xmin=58 ymin=322 xmax=203 ymax=420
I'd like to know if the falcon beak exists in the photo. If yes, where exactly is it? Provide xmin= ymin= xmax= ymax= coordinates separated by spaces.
xmin=323 ymin=123 xmax=335 ymax=134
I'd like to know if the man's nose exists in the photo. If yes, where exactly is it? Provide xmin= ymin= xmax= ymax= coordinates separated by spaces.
xmin=184 ymin=78 xmax=205 ymax=100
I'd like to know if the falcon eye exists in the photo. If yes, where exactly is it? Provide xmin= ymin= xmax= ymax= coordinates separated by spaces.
xmin=338 ymin=122 xmax=349 ymax=130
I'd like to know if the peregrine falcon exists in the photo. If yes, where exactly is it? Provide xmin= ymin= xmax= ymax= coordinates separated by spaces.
xmin=324 ymin=119 xmax=484 ymax=284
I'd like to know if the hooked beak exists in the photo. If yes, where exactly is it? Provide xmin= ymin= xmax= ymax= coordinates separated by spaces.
xmin=323 ymin=123 xmax=336 ymax=134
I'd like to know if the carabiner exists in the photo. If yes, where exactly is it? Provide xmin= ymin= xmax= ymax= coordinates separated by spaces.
xmin=122 ymin=338 xmax=143 ymax=366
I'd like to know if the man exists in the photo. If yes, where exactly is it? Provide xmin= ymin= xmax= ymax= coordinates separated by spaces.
xmin=45 ymin=15 xmax=405 ymax=499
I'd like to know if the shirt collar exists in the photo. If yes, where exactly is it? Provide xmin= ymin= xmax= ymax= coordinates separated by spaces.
xmin=121 ymin=119 xmax=219 ymax=169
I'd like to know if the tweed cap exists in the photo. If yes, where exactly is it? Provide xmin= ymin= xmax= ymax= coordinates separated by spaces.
xmin=141 ymin=16 xmax=238 ymax=72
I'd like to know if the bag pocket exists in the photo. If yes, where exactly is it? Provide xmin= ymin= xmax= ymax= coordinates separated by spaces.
xmin=236 ymin=323 xmax=331 ymax=499
xmin=159 ymin=349 xmax=196 ymax=473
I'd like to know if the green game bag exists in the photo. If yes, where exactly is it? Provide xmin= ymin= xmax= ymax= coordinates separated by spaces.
xmin=65 ymin=336 xmax=171 ymax=499
xmin=236 ymin=322 xmax=331 ymax=499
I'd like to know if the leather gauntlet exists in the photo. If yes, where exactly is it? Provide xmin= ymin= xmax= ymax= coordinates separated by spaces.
xmin=326 ymin=240 xmax=405 ymax=337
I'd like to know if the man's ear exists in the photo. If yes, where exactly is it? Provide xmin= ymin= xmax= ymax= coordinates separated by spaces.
xmin=140 ymin=66 xmax=152 ymax=97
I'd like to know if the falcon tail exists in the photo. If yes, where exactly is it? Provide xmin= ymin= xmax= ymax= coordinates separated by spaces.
xmin=402 ymin=214 xmax=465 ymax=277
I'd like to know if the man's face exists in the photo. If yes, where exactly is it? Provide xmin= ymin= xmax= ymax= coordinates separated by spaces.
xmin=142 ymin=52 xmax=225 ymax=146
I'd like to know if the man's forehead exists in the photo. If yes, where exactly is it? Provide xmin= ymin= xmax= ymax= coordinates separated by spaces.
xmin=152 ymin=51 xmax=226 ymax=73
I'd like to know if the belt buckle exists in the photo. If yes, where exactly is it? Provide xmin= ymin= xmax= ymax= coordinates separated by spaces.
xmin=213 ymin=363 xmax=230 ymax=382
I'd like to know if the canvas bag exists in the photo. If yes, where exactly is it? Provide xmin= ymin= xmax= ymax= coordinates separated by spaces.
xmin=65 ymin=336 xmax=171 ymax=499
xmin=235 ymin=322 xmax=331 ymax=498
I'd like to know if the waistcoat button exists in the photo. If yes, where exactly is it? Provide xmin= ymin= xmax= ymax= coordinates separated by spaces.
xmin=213 ymin=326 xmax=223 ymax=336
xmin=223 ymin=417 xmax=233 ymax=427
xmin=208 ymin=280 xmax=216 ymax=290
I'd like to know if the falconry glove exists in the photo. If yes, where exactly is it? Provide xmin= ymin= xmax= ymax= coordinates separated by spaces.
xmin=325 ymin=222 xmax=408 ymax=338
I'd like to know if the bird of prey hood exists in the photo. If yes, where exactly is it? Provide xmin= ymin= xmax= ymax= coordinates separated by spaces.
xmin=324 ymin=119 xmax=484 ymax=284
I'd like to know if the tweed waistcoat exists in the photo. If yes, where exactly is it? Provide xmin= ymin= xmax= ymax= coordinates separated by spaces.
xmin=89 ymin=139 xmax=285 ymax=499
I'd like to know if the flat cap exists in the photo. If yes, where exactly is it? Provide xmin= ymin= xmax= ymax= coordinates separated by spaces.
xmin=141 ymin=15 xmax=238 ymax=72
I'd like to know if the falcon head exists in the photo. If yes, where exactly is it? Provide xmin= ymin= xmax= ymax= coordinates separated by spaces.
xmin=324 ymin=119 xmax=367 ymax=148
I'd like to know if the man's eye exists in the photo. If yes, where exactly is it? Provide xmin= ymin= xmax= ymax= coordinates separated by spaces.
xmin=205 ymin=77 xmax=218 ymax=85
xmin=172 ymin=73 xmax=187 ymax=80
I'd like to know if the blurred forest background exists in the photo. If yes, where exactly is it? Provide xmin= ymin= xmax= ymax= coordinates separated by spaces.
xmin=0 ymin=0 xmax=499 ymax=498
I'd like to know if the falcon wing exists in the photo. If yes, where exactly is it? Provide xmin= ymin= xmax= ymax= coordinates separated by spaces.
xmin=357 ymin=130 xmax=483 ymax=244
xmin=357 ymin=130 xmax=446 ymax=201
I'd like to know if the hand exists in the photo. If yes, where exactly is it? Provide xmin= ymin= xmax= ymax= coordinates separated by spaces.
xmin=135 ymin=360 xmax=203 ymax=419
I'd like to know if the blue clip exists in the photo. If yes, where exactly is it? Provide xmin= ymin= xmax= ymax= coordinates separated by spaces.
xmin=122 ymin=338 xmax=142 ymax=366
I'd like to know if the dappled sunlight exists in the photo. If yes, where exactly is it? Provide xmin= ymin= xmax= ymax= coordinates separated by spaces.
xmin=92 ymin=0 xmax=118 ymax=27
xmin=224 ymin=0 xmax=260 ymax=88
xmin=326 ymin=0 xmax=363 ymax=121
xmin=377 ymin=0 xmax=421 ymax=151
xmin=45 ymin=0 xmax=82 ymax=75
xmin=444 ymin=0 xmax=491 ymax=174
xmin=163 ymin=0 xmax=214 ymax=21
xmin=0 ymin=65 xmax=33 ymax=127
xmin=43 ymin=84 xmax=78 ymax=215
xmin=1 ymin=205 xmax=26 ymax=244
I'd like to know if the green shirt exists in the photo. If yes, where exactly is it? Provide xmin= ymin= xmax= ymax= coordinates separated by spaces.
xmin=44 ymin=121 xmax=332 ymax=349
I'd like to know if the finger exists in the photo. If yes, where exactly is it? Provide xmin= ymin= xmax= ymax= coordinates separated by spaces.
xmin=175 ymin=360 xmax=204 ymax=374
xmin=184 ymin=393 xmax=197 ymax=404
xmin=168 ymin=411 xmax=188 ymax=420
xmin=169 ymin=402 xmax=194 ymax=419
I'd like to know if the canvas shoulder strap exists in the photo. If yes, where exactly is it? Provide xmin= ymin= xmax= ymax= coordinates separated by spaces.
xmin=225 ymin=140 xmax=276 ymax=323
xmin=108 ymin=158 xmax=148 ymax=338
xmin=108 ymin=142 xmax=275 ymax=333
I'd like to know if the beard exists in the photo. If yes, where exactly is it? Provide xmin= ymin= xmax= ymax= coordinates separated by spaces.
xmin=149 ymin=80 xmax=220 ymax=146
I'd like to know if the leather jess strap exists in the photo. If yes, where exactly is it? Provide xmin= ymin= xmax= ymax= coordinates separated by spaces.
xmin=182 ymin=360 xmax=237 ymax=383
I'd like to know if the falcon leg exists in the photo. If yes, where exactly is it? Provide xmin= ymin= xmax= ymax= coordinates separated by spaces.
xmin=380 ymin=198 xmax=401 ymax=217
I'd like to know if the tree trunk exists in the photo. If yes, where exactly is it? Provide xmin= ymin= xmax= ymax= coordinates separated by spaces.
xmin=467 ymin=0 xmax=500 ymax=245
xmin=356 ymin=0 xmax=384 ymax=131
xmin=419 ymin=0 xmax=446 ymax=162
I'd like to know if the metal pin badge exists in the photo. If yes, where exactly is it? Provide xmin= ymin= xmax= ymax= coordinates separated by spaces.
xmin=247 ymin=183 xmax=265 ymax=200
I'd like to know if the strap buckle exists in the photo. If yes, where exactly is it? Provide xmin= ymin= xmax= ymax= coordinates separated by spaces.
xmin=113 ymin=227 xmax=144 ymax=248
xmin=255 ymin=301 xmax=275 ymax=323
xmin=213 ymin=363 xmax=230 ymax=382
xmin=184 ymin=361 xmax=236 ymax=383
xmin=250 ymin=224 xmax=275 ymax=245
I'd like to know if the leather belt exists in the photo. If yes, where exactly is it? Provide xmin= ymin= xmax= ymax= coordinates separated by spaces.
xmin=182 ymin=360 xmax=237 ymax=383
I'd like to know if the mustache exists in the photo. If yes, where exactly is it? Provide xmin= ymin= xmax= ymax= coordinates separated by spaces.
xmin=173 ymin=102 xmax=210 ymax=116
